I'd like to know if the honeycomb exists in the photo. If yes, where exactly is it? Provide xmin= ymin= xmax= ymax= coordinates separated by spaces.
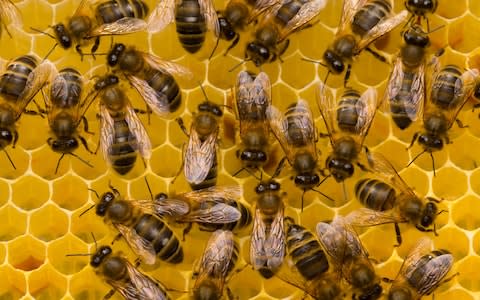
xmin=1 ymin=0 xmax=480 ymax=299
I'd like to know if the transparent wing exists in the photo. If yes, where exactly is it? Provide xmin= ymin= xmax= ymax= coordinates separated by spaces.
xmin=250 ymin=209 xmax=267 ymax=270
xmin=414 ymin=254 xmax=453 ymax=295
xmin=338 ymin=0 xmax=367 ymax=34
xmin=89 ymin=18 xmax=148 ymax=37
xmin=355 ymin=87 xmax=377 ymax=145
xmin=131 ymin=199 xmax=190 ymax=218
xmin=199 ymin=230 xmax=235 ymax=279
xmin=126 ymin=260 xmax=169 ymax=300
xmin=344 ymin=208 xmax=405 ymax=227
xmin=266 ymin=104 xmax=296 ymax=163
xmin=331 ymin=216 xmax=367 ymax=259
xmin=107 ymin=280 xmax=143 ymax=300
xmin=127 ymin=75 xmax=170 ymax=116
xmin=357 ymin=10 xmax=408 ymax=51
xmin=125 ymin=104 xmax=152 ymax=159
xmin=114 ymin=223 xmax=157 ymax=265
xmin=142 ymin=53 xmax=194 ymax=79
xmin=279 ymin=0 xmax=327 ymax=40
xmin=178 ymin=202 xmax=241 ymax=223
xmin=72 ymin=0 xmax=94 ymax=17
xmin=400 ymin=237 xmax=434 ymax=278
xmin=316 ymin=81 xmax=337 ymax=146
xmin=0 ymin=0 xmax=22 ymax=29
xmin=199 ymin=0 xmax=220 ymax=36
xmin=316 ymin=221 xmax=347 ymax=274
xmin=184 ymin=128 xmax=217 ymax=184
xmin=178 ymin=185 xmax=242 ymax=205
xmin=145 ymin=0 xmax=175 ymax=33
xmin=99 ymin=104 xmax=115 ymax=164
xmin=445 ymin=68 xmax=479 ymax=129
xmin=265 ymin=207 xmax=285 ymax=271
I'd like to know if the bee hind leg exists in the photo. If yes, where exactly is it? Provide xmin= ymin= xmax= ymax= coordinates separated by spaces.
xmin=394 ymin=222 xmax=402 ymax=247
xmin=224 ymin=33 xmax=240 ymax=57
xmin=103 ymin=289 xmax=116 ymax=300
xmin=81 ymin=116 xmax=94 ymax=135
xmin=365 ymin=47 xmax=388 ymax=64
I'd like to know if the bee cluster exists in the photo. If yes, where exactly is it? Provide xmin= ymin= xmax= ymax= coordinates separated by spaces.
xmin=0 ymin=0 xmax=478 ymax=299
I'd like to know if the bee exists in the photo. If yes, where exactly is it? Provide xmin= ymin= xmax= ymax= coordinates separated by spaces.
xmin=95 ymin=74 xmax=151 ymax=175
xmin=316 ymin=82 xmax=378 ymax=183
xmin=404 ymin=0 xmax=438 ymax=31
xmin=387 ymin=237 xmax=454 ymax=300
xmin=278 ymin=219 xmax=342 ymax=300
xmin=0 ymin=0 xmax=22 ymax=38
xmin=408 ymin=64 xmax=478 ymax=175
xmin=89 ymin=245 xmax=170 ymax=300
xmin=316 ymin=216 xmax=383 ymax=300
xmin=150 ymin=0 xmax=219 ymax=54
xmin=245 ymin=0 xmax=327 ymax=67
xmin=44 ymin=67 xmax=96 ymax=173
xmin=90 ymin=184 xmax=184 ymax=265
xmin=0 ymin=55 xmax=54 ymax=165
xmin=347 ymin=150 xmax=441 ymax=245
xmin=234 ymin=70 xmax=271 ymax=173
xmin=267 ymin=99 xmax=322 ymax=207
xmin=384 ymin=25 xmax=440 ymax=130
xmin=177 ymin=99 xmax=222 ymax=190
xmin=107 ymin=43 xmax=193 ymax=115
xmin=193 ymin=230 xmax=239 ymax=300
xmin=318 ymin=0 xmax=407 ymax=86
xmin=250 ymin=180 xmax=285 ymax=279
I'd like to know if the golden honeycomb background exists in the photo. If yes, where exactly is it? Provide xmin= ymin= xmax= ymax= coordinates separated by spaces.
xmin=1 ymin=0 xmax=480 ymax=299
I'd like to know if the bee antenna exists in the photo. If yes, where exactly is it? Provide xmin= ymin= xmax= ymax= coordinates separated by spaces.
xmin=197 ymin=81 xmax=211 ymax=103
xmin=91 ymin=232 xmax=98 ymax=251
xmin=79 ymin=204 xmax=96 ymax=217
xmin=144 ymin=177 xmax=154 ymax=200
xmin=324 ymin=70 xmax=330 ymax=84
xmin=42 ymin=43 xmax=58 ymax=62
xmin=301 ymin=57 xmax=327 ymax=68
xmin=342 ymin=181 xmax=348 ymax=203
xmin=407 ymin=149 xmax=427 ymax=168
xmin=65 ymin=253 xmax=92 ymax=257
xmin=228 ymin=59 xmax=249 ymax=73
xmin=68 ymin=152 xmax=94 ymax=169
xmin=87 ymin=188 xmax=100 ymax=199
xmin=30 ymin=27 xmax=56 ymax=40
xmin=311 ymin=188 xmax=334 ymax=203
xmin=3 ymin=149 xmax=16 ymax=170
xmin=301 ymin=190 xmax=306 ymax=212
xmin=430 ymin=152 xmax=436 ymax=177
xmin=209 ymin=36 xmax=221 ymax=60
xmin=55 ymin=153 xmax=66 ymax=174
xmin=272 ymin=156 xmax=287 ymax=179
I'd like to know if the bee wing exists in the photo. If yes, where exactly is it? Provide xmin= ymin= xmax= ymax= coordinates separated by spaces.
xmin=250 ymin=0 xmax=281 ymax=19
xmin=145 ymin=0 xmax=175 ymax=33
xmin=184 ymin=128 xmax=217 ymax=184
xmin=179 ymin=185 xmax=242 ymax=204
xmin=99 ymin=104 xmax=115 ymax=163
xmin=107 ymin=279 xmax=143 ymax=300
xmin=125 ymin=104 xmax=152 ymax=159
xmin=127 ymin=75 xmax=170 ymax=116
xmin=355 ymin=87 xmax=377 ymax=145
xmin=265 ymin=206 xmax=285 ymax=271
xmin=279 ymin=0 xmax=327 ymax=41
xmin=332 ymin=216 xmax=368 ymax=259
xmin=178 ymin=202 xmax=241 ymax=223
xmin=125 ymin=260 xmax=169 ymax=300
xmin=199 ymin=0 xmax=220 ymax=36
xmin=344 ymin=207 xmax=406 ymax=227
xmin=316 ymin=221 xmax=347 ymax=274
xmin=0 ymin=0 xmax=22 ymax=29
xmin=445 ymin=68 xmax=479 ymax=129
xmin=250 ymin=209 xmax=268 ymax=270
xmin=132 ymin=199 xmax=190 ymax=218
xmin=44 ymin=67 xmax=62 ymax=123
xmin=199 ymin=230 xmax=235 ymax=278
xmin=114 ymin=223 xmax=157 ymax=265
xmin=89 ymin=18 xmax=148 ymax=37
xmin=338 ymin=0 xmax=367 ymax=34
xmin=356 ymin=10 xmax=408 ymax=51
xmin=366 ymin=150 xmax=417 ymax=198
xmin=142 ymin=53 xmax=194 ymax=80
xmin=316 ymin=81 xmax=338 ymax=146
xmin=400 ymin=237 xmax=434 ymax=276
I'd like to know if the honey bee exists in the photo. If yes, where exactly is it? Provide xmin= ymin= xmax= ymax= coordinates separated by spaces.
xmin=316 ymin=0 xmax=407 ymax=85
xmin=316 ymin=82 xmax=378 ymax=183
xmin=107 ymin=43 xmax=193 ymax=115
xmin=408 ymin=64 xmax=478 ymax=175
xmin=347 ymin=150 xmax=441 ymax=245
xmin=384 ymin=25 xmax=441 ymax=130
xmin=0 ymin=0 xmax=22 ymax=38
xmin=193 ymin=230 xmax=239 ymax=300
xmin=250 ymin=180 xmax=285 ymax=279
xmin=278 ymin=219 xmax=342 ymax=300
xmin=90 ymin=184 xmax=184 ymax=265
xmin=234 ymin=70 xmax=271 ymax=173
xmin=44 ymin=67 xmax=96 ymax=173
xmin=245 ymin=0 xmax=327 ymax=67
xmin=148 ymin=0 xmax=219 ymax=54
xmin=404 ymin=0 xmax=438 ymax=31
xmin=89 ymin=245 xmax=170 ymax=300
xmin=0 ymin=55 xmax=55 ymax=166
xmin=267 ymin=99 xmax=322 ymax=206
xmin=387 ymin=237 xmax=454 ymax=300
xmin=316 ymin=216 xmax=383 ymax=300
xmin=95 ymin=74 xmax=151 ymax=175
xmin=177 ymin=99 xmax=222 ymax=190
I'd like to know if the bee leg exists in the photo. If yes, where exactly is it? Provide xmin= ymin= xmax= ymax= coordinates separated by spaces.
xmin=276 ymin=39 xmax=290 ymax=63
xmin=103 ymin=289 xmax=116 ymax=300
xmin=79 ymin=136 xmax=94 ymax=154
xmin=394 ymin=223 xmax=402 ymax=247
xmin=356 ymin=162 xmax=369 ymax=172
xmin=224 ymin=33 xmax=240 ymax=57
xmin=365 ymin=47 xmax=388 ymax=64
xmin=111 ymin=233 xmax=123 ymax=245
xmin=75 ymin=45 xmax=85 ymax=62
xmin=90 ymin=36 xmax=101 ymax=58
xmin=407 ymin=132 xmax=419 ymax=149
xmin=455 ymin=119 xmax=468 ymax=128
xmin=176 ymin=117 xmax=190 ymax=137
xmin=2 ymin=21 xmax=12 ymax=38
xmin=344 ymin=64 xmax=352 ymax=88
xmin=382 ymin=277 xmax=394 ymax=283
xmin=415 ymin=224 xmax=434 ymax=234
xmin=226 ymin=287 xmax=236 ymax=300
xmin=12 ymin=131 xmax=18 ymax=149
xmin=182 ymin=223 xmax=192 ymax=241
xmin=171 ymin=144 xmax=185 ymax=184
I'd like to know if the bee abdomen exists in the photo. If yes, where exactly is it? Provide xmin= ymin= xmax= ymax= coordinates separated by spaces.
xmin=275 ymin=0 xmax=304 ymax=26
xmin=190 ymin=153 xmax=217 ymax=190
xmin=0 ymin=55 xmax=37 ymax=101
xmin=337 ymin=91 xmax=362 ymax=133
xmin=96 ymin=0 xmax=149 ymax=24
xmin=351 ymin=0 xmax=391 ymax=37
xmin=431 ymin=65 xmax=462 ymax=109
xmin=53 ymin=68 xmax=83 ymax=108
xmin=145 ymin=69 xmax=182 ymax=113
xmin=110 ymin=119 xmax=137 ymax=175
xmin=134 ymin=214 xmax=184 ymax=264
xmin=355 ymin=178 xmax=396 ymax=211
xmin=390 ymin=72 xmax=416 ymax=129
xmin=175 ymin=0 xmax=207 ymax=53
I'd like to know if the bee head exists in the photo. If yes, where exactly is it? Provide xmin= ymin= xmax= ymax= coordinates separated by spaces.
xmin=358 ymin=283 xmax=382 ymax=300
xmin=239 ymin=149 xmax=267 ymax=166
xmin=418 ymin=133 xmax=443 ymax=151
xmin=294 ymin=173 xmax=320 ymax=189
xmin=52 ymin=23 xmax=72 ymax=49
xmin=255 ymin=180 xmax=280 ymax=194
xmin=193 ymin=279 xmax=222 ymax=300
xmin=420 ymin=200 xmax=438 ymax=227
xmin=48 ymin=137 xmax=79 ymax=153
xmin=0 ymin=128 xmax=14 ymax=148
xmin=403 ymin=26 xmax=430 ymax=47
xmin=405 ymin=0 xmax=437 ymax=16
xmin=94 ymin=74 xmax=119 ymax=91
xmin=219 ymin=17 xmax=236 ymax=41
xmin=107 ymin=43 xmax=126 ymax=67
xmin=387 ymin=286 xmax=412 ymax=300
xmin=246 ymin=42 xmax=270 ymax=67
xmin=327 ymin=157 xmax=354 ymax=182
xmin=95 ymin=191 xmax=116 ymax=216
xmin=90 ymin=245 xmax=112 ymax=267
xmin=198 ymin=101 xmax=223 ymax=117
xmin=323 ymin=49 xmax=345 ymax=74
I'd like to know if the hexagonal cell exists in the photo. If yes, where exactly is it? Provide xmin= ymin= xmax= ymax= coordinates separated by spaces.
xmin=451 ymin=195 xmax=480 ymax=231
xmin=372 ymin=139 xmax=410 ymax=172
xmin=436 ymin=289 xmax=474 ymax=300
xmin=151 ymin=144 xmax=183 ymax=178
xmin=457 ymin=256 xmax=480 ymax=291
xmin=298 ymin=202 xmax=334 ymax=232
xmin=432 ymin=167 xmax=468 ymax=201
xmin=0 ymin=179 xmax=10 ymax=208
xmin=0 ymin=146 xmax=29 ymax=179
xmin=16 ymin=117 xmax=49 ymax=153
xmin=0 ymin=265 xmax=27 ymax=299
xmin=48 ymin=234 xmax=89 ymax=275
xmin=28 ymin=264 xmax=67 ymax=300
xmin=271 ymin=82 xmax=302 ymax=111
xmin=11 ymin=175 xmax=49 ymax=210
xmin=228 ymin=267 xmax=263 ymax=300
xmin=352 ymin=51 xmax=391 ymax=87
xmin=129 ymin=174 xmax=166 ymax=200
xmin=280 ymin=53 xmax=316 ymax=90
xmin=365 ymin=112 xmax=391 ymax=149
xmin=8 ymin=235 xmax=45 ymax=271
xmin=0 ymin=205 xmax=27 ymax=241
xmin=69 ymin=267 xmax=113 ymax=300
xmin=360 ymin=226 xmax=396 ymax=263
xmin=52 ymin=175 xmax=88 ymax=210
xmin=208 ymin=55 xmax=245 ymax=90
xmin=448 ymin=14 xmax=480 ymax=54
xmin=407 ymin=146 xmax=449 ymax=176
xmin=0 ymin=28 xmax=32 ymax=59
xmin=31 ymin=145 xmax=70 ymax=179
xmin=436 ymin=0 xmax=468 ymax=19
xmin=30 ymin=204 xmax=69 ymax=242
xmin=434 ymin=226 xmax=469 ymax=261
xmin=473 ymin=230 xmax=480 ymax=256
xmin=263 ymin=275 xmax=298 ymax=299
xmin=71 ymin=202 xmax=110 ymax=243
xmin=147 ymin=264 xmax=187 ymax=296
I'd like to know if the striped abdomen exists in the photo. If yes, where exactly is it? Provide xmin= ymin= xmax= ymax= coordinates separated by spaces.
xmin=109 ymin=118 xmax=137 ymax=175
xmin=52 ymin=68 xmax=82 ymax=109
xmin=96 ymin=0 xmax=149 ymax=24
xmin=199 ymin=201 xmax=252 ymax=232
xmin=175 ymin=0 xmax=206 ymax=53
xmin=285 ymin=105 xmax=311 ymax=148
xmin=390 ymin=71 xmax=416 ymax=129
xmin=355 ymin=178 xmax=396 ymax=211
xmin=351 ymin=0 xmax=391 ymax=37
xmin=134 ymin=214 xmax=183 ymax=263
xmin=286 ymin=223 xmax=329 ymax=280
xmin=430 ymin=65 xmax=462 ymax=110
xmin=144 ymin=67 xmax=182 ymax=113
xmin=190 ymin=152 xmax=217 ymax=190
xmin=337 ymin=89 xmax=362 ymax=134
xmin=274 ymin=0 xmax=307 ymax=26
xmin=0 ymin=55 xmax=37 ymax=101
